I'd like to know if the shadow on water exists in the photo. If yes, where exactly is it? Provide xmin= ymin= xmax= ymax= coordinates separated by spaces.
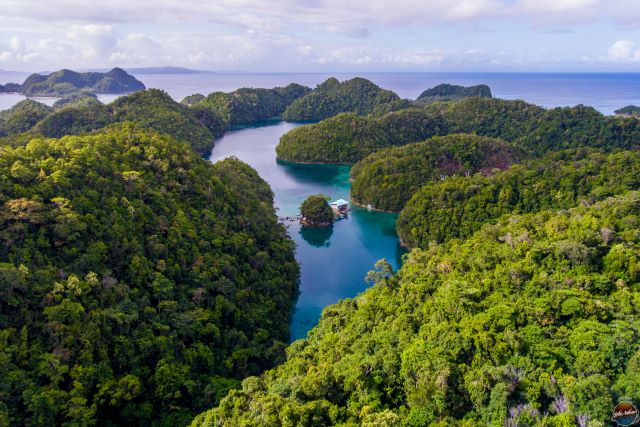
xmin=299 ymin=224 xmax=334 ymax=248
xmin=277 ymin=159 xmax=351 ymax=187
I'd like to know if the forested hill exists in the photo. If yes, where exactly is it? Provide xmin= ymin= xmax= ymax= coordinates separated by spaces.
xmin=2 ymin=67 xmax=145 ymax=97
xmin=350 ymin=133 xmax=523 ymax=212
xmin=415 ymin=83 xmax=492 ymax=105
xmin=0 ymin=83 xmax=314 ymax=155
xmin=276 ymin=97 xmax=640 ymax=164
xmin=398 ymin=148 xmax=640 ymax=248
xmin=191 ymin=191 xmax=640 ymax=426
xmin=188 ymin=84 xmax=311 ymax=126
xmin=282 ymin=77 xmax=401 ymax=121
xmin=0 ymin=125 xmax=299 ymax=426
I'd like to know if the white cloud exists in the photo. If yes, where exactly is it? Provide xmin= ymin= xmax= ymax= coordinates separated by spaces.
xmin=9 ymin=36 xmax=25 ymax=53
xmin=1 ymin=0 xmax=637 ymax=31
xmin=0 ymin=0 xmax=639 ymax=70
xmin=607 ymin=40 xmax=640 ymax=62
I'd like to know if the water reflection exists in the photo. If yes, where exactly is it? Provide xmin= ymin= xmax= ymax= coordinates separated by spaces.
xmin=299 ymin=224 xmax=334 ymax=248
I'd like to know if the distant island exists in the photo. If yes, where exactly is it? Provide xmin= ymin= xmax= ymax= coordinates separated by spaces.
xmin=126 ymin=66 xmax=210 ymax=74
xmin=615 ymin=105 xmax=640 ymax=117
xmin=415 ymin=83 xmax=492 ymax=104
xmin=0 ymin=67 xmax=145 ymax=97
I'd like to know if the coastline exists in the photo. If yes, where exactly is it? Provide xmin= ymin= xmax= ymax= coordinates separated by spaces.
xmin=276 ymin=157 xmax=353 ymax=166
xmin=349 ymin=197 xmax=401 ymax=214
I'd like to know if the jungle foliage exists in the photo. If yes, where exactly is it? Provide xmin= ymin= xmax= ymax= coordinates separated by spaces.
xmin=0 ymin=100 xmax=52 ymax=137
xmin=282 ymin=78 xmax=400 ymax=122
xmin=192 ymin=84 xmax=311 ymax=126
xmin=350 ymin=134 xmax=523 ymax=212
xmin=0 ymin=125 xmax=299 ymax=426
xmin=397 ymin=148 xmax=640 ymax=248
xmin=415 ymin=83 xmax=492 ymax=105
xmin=275 ymin=97 xmax=640 ymax=164
xmin=300 ymin=194 xmax=334 ymax=225
xmin=191 ymin=191 xmax=640 ymax=427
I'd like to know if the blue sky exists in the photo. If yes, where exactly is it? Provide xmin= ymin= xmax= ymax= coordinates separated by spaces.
xmin=1 ymin=0 xmax=640 ymax=72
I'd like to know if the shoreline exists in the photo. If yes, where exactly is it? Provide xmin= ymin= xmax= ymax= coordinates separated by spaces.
xmin=349 ymin=197 xmax=401 ymax=214
xmin=276 ymin=157 xmax=353 ymax=166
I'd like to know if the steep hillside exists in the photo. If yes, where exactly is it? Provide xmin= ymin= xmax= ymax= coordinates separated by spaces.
xmin=398 ymin=149 xmax=640 ymax=248
xmin=282 ymin=77 xmax=400 ymax=122
xmin=191 ymin=191 xmax=640 ymax=426
xmin=0 ymin=125 xmax=299 ymax=426
xmin=350 ymin=134 xmax=523 ymax=212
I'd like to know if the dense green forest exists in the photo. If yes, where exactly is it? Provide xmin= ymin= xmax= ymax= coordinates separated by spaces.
xmin=4 ymin=68 xmax=145 ymax=97
xmin=0 ymin=82 xmax=21 ymax=93
xmin=52 ymin=94 xmax=101 ymax=110
xmin=0 ymin=125 xmax=299 ymax=426
xmin=397 ymin=149 xmax=640 ymax=248
xmin=191 ymin=84 xmax=311 ymax=126
xmin=1 ymin=90 xmax=220 ymax=155
xmin=191 ymin=191 xmax=640 ymax=426
xmin=0 ymin=83 xmax=315 ymax=156
xmin=277 ymin=113 xmax=390 ymax=163
xmin=350 ymin=134 xmax=523 ymax=212
xmin=282 ymin=78 xmax=400 ymax=122
xmin=415 ymin=84 xmax=492 ymax=105
xmin=276 ymin=97 xmax=640 ymax=164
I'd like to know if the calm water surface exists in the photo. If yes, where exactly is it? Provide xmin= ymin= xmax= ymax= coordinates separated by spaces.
xmin=208 ymin=122 xmax=405 ymax=340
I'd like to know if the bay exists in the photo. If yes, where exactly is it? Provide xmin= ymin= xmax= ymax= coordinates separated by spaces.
xmin=208 ymin=122 xmax=405 ymax=341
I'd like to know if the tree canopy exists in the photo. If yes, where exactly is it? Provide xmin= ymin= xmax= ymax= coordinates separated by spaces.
xmin=275 ymin=97 xmax=640 ymax=164
xmin=282 ymin=78 xmax=400 ymax=122
xmin=0 ymin=125 xmax=299 ymax=426
xmin=397 ymin=148 xmax=640 ymax=248
xmin=614 ymin=105 xmax=640 ymax=116
xmin=415 ymin=84 xmax=492 ymax=105
xmin=192 ymin=84 xmax=311 ymax=127
xmin=0 ymin=100 xmax=52 ymax=136
xmin=191 ymin=191 xmax=640 ymax=427
xmin=13 ymin=68 xmax=145 ymax=97
xmin=350 ymin=134 xmax=523 ymax=212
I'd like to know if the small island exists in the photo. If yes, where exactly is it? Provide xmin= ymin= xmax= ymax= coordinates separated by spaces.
xmin=300 ymin=194 xmax=335 ymax=227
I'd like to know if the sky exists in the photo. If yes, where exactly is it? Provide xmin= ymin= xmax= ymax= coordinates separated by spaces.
xmin=1 ymin=0 xmax=640 ymax=72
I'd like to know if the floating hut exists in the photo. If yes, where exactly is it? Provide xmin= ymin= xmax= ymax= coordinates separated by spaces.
xmin=330 ymin=199 xmax=350 ymax=216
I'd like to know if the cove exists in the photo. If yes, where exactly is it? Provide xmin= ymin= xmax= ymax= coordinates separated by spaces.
xmin=209 ymin=121 xmax=406 ymax=341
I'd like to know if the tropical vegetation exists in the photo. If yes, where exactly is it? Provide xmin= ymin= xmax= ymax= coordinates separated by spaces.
xmin=282 ymin=78 xmax=400 ymax=122
xmin=191 ymin=191 xmax=640 ymax=426
xmin=0 ymin=124 xmax=299 ymax=426
xmin=415 ymin=83 xmax=492 ymax=105
xmin=4 ymin=68 xmax=145 ymax=97
xmin=350 ymin=134 xmax=522 ymax=212
xmin=276 ymin=97 xmax=640 ymax=164
xmin=192 ymin=84 xmax=311 ymax=126
xmin=397 ymin=148 xmax=640 ymax=248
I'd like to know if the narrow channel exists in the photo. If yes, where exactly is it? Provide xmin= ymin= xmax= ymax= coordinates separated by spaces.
xmin=209 ymin=121 xmax=406 ymax=340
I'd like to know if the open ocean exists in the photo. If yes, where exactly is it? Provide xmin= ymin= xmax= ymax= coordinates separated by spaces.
xmin=1 ymin=71 xmax=640 ymax=114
